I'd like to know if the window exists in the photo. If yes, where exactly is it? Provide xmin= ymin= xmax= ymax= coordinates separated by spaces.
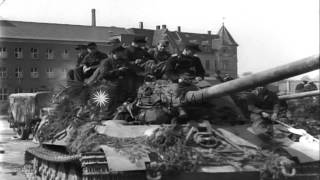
xmin=0 ymin=47 xmax=8 ymax=58
xmin=30 ymin=48 xmax=39 ymax=59
xmin=0 ymin=88 xmax=8 ymax=101
xmin=45 ymin=49 xmax=54 ymax=59
xmin=15 ymin=67 xmax=23 ymax=79
xmin=14 ymin=88 xmax=23 ymax=93
xmin=30 ymin=67 xmax=39 ymax=78
xmin=46 ymin=67 xmax=54 ymax=79
xmin=0 ymin=67 xmax=8 ymax=79
xmin=205 ymin=60 xmax=210 ymax=70
xmin=62 ymin=49 xmax=69 ymax=59
xmin=14 ymin=48 xmax=23 ymax=59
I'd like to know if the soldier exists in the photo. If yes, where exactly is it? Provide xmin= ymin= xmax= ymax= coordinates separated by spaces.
xmin=66 ymin=44 xmax=88 ymax=81
xmin=148 ymin=40 xmax=171 ymax=63
xmin=98 ymin=46 xmax=138 ymax=117
xmin=73 ymin=42 xmax=108 ymax=82
xmin=247 ymin=86 xmax=280 ymax=136
xmin=165 ymin=43 xmax=205 ymax=83
xmin=125 ymin=36 xmax=152 ymax=89
xmin=106 ymin=38 xmax=122 ymax=55
xmin=125 ymin=36 xmax=151 ymax=64
xmin=145 ymin=40 xmax=172 ymax=78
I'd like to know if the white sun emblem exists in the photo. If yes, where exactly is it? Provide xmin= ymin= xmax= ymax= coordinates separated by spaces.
xmin=92 ymin=89 xmax=110 ymax=107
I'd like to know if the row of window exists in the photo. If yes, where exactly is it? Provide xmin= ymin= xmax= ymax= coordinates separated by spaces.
xmin=0 ymin=88 xmax=45 ymax=101
xmin=0 ymin=67 xmax=63 ymax=79
xmin=0 ymin=47 xmax=69 ymax=59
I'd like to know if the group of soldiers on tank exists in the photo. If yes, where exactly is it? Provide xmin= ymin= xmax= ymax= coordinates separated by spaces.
xmin=66 ymin=36 xmax=286 ymax=137
xmin=66 ymin=36 xmax=206 ymax=115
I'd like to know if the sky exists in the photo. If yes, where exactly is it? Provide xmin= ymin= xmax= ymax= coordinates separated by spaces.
xmin=0 ymin=0 xmax=319 ymax=79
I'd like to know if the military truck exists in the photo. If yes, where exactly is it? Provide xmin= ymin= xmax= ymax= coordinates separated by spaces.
xmin=7 ymin=91 xmax=52 ymax=140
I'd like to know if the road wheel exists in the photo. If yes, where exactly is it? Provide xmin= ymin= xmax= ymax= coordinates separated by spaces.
xmin=17 ymin=126 xmax=30 ymax=140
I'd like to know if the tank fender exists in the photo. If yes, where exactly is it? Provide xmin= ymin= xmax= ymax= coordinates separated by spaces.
xmin=99 ymin=145 xmax=150 ymax=172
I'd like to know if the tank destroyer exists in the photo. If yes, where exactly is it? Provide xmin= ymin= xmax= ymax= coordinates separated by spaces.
xmin=23 ymin=55 xmax=319 ymax=180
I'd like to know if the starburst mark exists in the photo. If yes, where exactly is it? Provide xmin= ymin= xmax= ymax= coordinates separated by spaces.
xmin=92 ymin=89 xmax=110 ymax=107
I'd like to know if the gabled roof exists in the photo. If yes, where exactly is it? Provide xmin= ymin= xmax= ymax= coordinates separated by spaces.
xmin=218 ymin=24 xmax=238 ymax=46
xmin=0 ymin=20 xmax=133 ymax=42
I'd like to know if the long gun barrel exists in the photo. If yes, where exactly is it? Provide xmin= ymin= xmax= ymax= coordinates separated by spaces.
xmin=279 ymin=90 xmax=320 ymax=100
xmin=185 ymin=54 xmax=320 ymax=102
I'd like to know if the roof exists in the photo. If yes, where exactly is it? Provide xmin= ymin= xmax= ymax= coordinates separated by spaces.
xmin=218 ymin=24 xmax=238 ymax=46
xmin=128 ymin=28 xmax=155 ymax=46
xmin=173 ymin=31 xmax=219 ymax=44
xmin=0 ymin=20 xmax=134 ymax=42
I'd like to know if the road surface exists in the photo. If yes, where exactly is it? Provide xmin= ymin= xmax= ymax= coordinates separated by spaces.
xmin=0 ymin=115 xmax=37 ymax=180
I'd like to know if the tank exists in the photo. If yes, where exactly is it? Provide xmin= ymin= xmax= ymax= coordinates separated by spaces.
xmin=23 ymin=55 xmax=319 ymax=180
xmin=7 ymin=91 xmax=52 ymax=139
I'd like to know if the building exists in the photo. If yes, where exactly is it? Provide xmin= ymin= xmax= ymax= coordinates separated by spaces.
xmin=0 ymin=9 xmax=238 ymax=113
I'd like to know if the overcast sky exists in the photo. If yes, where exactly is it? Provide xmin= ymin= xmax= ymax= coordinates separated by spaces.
xmin=0 ymin=0 xmax=319 ymax=79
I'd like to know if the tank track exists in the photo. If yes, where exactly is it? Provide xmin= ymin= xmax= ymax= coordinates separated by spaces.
xmin=24 ymin=146 xmax=145 ymax=180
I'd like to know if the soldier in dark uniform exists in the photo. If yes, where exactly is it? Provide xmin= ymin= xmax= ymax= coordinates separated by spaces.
xmin=165 ymin=43 xmax=205 ymax=83
xmin=106 ymin=38 xmax=122 ymax=55
xmin=73 ymin=42 xmax=108 ymax=82
xmin=148 ymin=40 xmax=171 ymax=62
xmin=97 ymin=46 xmax=138 ymax=117
xmin=125 ymin=36 xmax=152 ymax=89
xmin=164 ymin=43 xmax=206 ymax=120
xmin=145 ymin=40 xmax=171 ymax=78
xmin=67 ymin=45 xmax=88 ymax=81
xmin=125 ymin=36 xmax=151 ymax=64
xmin=247 ymin=86 xmax=280 ymax=136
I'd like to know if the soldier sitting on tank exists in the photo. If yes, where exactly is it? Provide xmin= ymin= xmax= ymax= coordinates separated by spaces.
xmin=165 ymin=43 xmax=205 ymax=83
xmin=247 ymin=86 xmax=280 ymax=137
xmin=164 ymin=43 xmax=206 ymax=120
xmin=145 ymin=40 xmax=172 ymax=79
xmin=66 ymin=44 xmax=88 ymax=81
xmin=98 ymin=46 xmax=140 ymax=115
xmin=125 ymin=36 xmax=152 ymax=66
xmin=72 ymin=42 xmax=108 ymax=82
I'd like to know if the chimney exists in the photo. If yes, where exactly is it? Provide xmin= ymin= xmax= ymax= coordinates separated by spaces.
xmin=161 ymin=25 xmax=167 ymax=29
xmin=208 ymin=30 xmax=211 ymax=35
xmin=139 ymin=22 xmax=143 ymax=29
xmin=177 ymin=26 xmax=181 ymax=32
xmin=156 ymin=25 xmax=161 ymax=30
xmin=91 ymin=9 xmax=96 ymax=27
